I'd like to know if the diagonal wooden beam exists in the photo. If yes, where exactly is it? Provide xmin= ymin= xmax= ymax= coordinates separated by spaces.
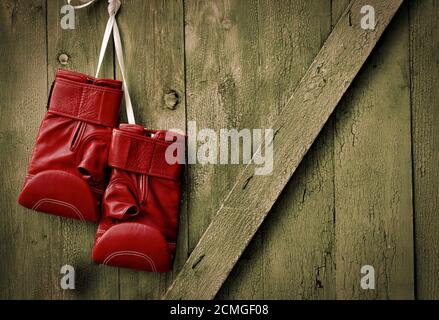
xmin=165 ymin=0 xmax=404 ymax=300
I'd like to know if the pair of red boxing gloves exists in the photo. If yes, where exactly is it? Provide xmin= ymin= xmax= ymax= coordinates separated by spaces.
xmin=18 ymin=68 xmax=184 ymax=273
xmin=18 ymin=1 xmax=184 ymax=273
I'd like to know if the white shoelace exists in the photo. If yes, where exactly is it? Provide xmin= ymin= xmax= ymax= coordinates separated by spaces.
xmin=68 ymin=0 xmax=136 ymax=124
xmin=67 ymin=0 xmax=98 ymax=10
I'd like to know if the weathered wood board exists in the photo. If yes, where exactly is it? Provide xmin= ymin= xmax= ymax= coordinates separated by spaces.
xmin=410 ymin=0 xmax=439 ymax=300
xmin=333 ymin=1 xmax=414 ymax=299
xmin=183 ymin=0 xmax=269 ymax=299
xmin=0 ymin=0 xmax=437 ymax=300
xmin=0 ymin=0 xmax=50 ymax=299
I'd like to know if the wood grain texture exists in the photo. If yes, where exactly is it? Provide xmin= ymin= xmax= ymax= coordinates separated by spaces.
xmin=0 ymin=0 xmax=49 ymax=299
xmin=164 ymin=0 xmax=404 ymax=300
xmin=46 ymin=0 xmax=119 ymax=299
xmin=259 ymin=0 xmax=335 ymax=300
xmin=116 ymin=0 xmax=186 ymax=300
xmin=183 ymin=0 xmax=267 ymax=299
xmin=409 ymin=0 xmax=439 ymax=300
xmin=333 ymin=2 xmax=414 ymax=299
xmin=216 ymin=0 xmax=336 ymax=300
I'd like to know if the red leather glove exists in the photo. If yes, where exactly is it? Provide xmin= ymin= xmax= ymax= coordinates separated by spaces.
xmin=92 ymin=124 xmax=184 ymax=272
xmin=18 ymin=69 xmax=123 ymax=222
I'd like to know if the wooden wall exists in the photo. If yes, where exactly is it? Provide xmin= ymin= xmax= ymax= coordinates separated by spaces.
xmin=0 ymin=0 xmax=437 ymax=299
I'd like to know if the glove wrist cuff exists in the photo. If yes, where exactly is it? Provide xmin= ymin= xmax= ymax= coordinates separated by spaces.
xmin=108 ymin=128 xmax=184 ymax=181
xmin=48 ymin=69 xmax=123 ymax=128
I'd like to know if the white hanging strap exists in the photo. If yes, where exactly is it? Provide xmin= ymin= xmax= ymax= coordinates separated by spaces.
xmin=67 ymin=0 xmax=98 ymax=9
xmin=95 ymin=13 xmax=115 ymax=78
xmin=112 ymin=21 xmax=136 ymax=125
xmin=96 ymin=0 xmax=135 ymax=124
xmin=75 ymin=0 xmax=136 ymax=124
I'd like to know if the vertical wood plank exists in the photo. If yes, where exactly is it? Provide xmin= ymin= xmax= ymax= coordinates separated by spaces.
xmin=260 ymin=0 xmax=335 ymax=300
xmin=0 ymin=0 xmax=49 ymax=299
xmin=184 ymin=0 xmax=264 ymax=298
xmin=117 ymin=0 xmax=186 ymax=300
xmin=217 ymin=0 xmax=335 ymax=300
xmin=409 ymin=0 xmax=439 ymax=300
xmin=333 ymin=2 xmax=414 ymax=299
xmin=46 ymin=0 xmax=119 ymax=299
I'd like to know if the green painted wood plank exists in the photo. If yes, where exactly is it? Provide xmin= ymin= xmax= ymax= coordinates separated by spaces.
xmin=116 ymin=0 xmax=186 ymax=300
xmin=0 ymin=0 xmax=50 ymax=299
xmin=218 ymin=0 xmax=335 ymax=300
xmin=409 ymin=0 xmax=439 ymax=300
xmin=182 ymin=0 xmax=270 ymax=299
xmin=259 ymin=0 xmax=335 ymax=300
xmin=165 ymin=0 xmax=404 ymax=300
xmin=183 ymin=0 xmax=257 ymax=256
xmin=46 ymin=0 xmax=119 ymax=299
xmin=333 ymin=2 xmax=414 ymax=299
xmin=183 ymin=0 xmax=269 ymax=300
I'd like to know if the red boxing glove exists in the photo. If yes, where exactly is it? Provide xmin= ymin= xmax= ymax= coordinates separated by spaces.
xmin=18 ymin=69 xmax=123 ymax=222
xmin=92 ymin=124 xmax=184 ymax=272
